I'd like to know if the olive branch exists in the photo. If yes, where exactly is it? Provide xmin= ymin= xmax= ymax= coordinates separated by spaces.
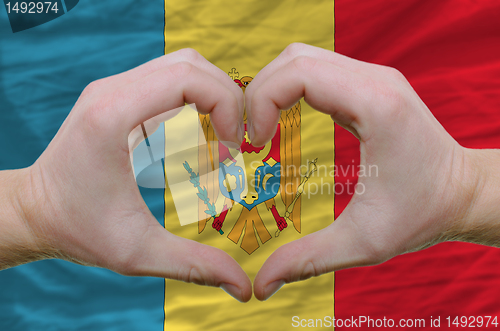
xmin=183 ymin=161 xmax=223 ymax=234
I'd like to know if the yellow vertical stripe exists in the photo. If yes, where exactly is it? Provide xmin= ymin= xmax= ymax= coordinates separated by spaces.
xmin=164 ymin=1 xmax=335 ymax=330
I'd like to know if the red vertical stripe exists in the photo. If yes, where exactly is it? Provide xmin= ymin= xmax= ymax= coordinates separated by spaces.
xmin=334 ymin=0 xmax=500 ymax=329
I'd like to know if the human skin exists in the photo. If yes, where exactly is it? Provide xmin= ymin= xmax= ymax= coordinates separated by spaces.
xmin=0 ymin=44 xmax=499 ymax=303
xmin=246 ymin=43 xmax=500 ymax=300
xmin=0 ymin=48 xmax=252 ymax=302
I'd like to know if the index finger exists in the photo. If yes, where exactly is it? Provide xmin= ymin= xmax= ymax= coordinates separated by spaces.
xmin=246 ymin=55 xmax=373 ymax=146
xmin=91 ymin=49 xmax=244 ymax=115
xmin=80 ymin=62 xmax=244 ymax=149
xmin=124 ymin=49 xmax=244 ymax=114
xmin=245 ymin=43 xmax=381 ymax=114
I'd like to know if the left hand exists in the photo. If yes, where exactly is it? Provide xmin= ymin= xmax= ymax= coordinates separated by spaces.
xmin=9 ymin=49 xmax=251 ymax=302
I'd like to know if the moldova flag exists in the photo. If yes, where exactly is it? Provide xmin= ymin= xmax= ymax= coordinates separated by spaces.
xmin=1 ymin=1 xmax=499 ymax=331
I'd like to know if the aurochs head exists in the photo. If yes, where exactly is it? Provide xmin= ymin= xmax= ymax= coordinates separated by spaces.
xmin=218 ymin=125 xmax=281 ymax=210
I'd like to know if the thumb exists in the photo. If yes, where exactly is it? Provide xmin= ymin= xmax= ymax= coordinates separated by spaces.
xmin=122 ymin=223 xmax=252 ymax=302
xmin=253 ymin=211 xmax=378 ymax=301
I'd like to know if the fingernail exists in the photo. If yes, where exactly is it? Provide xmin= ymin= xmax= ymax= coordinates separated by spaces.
xmin=245 ymin=97 xmax=251 ymax=113
xmin=263 ymin=280 xmax=285 ymax=300
xmin=220 ymin=140 xmax=240 ymax=149
xmin=248 ymin=121 xmax=255 ymax=143
xmin=220 ymin=283 xmax=243 ymax=302
xmin=237 ymin=122 xmax=244 ymax=145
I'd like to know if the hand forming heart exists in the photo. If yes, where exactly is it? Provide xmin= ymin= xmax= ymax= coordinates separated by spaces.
xmin=2 ymin=43 xmax=497 ymax=303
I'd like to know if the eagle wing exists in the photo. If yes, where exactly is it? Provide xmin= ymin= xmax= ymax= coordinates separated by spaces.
xmin=279 ymin=101 xmax=302 ymax=233
xmin=198 ymin=114 xmax=219 ymax=233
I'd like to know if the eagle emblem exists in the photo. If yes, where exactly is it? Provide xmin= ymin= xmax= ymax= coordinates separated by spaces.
xmin=191 ymin=68 xmax=316 ymax=255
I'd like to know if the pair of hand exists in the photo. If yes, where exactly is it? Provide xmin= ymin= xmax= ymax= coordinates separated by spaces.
xmin=12 ymin=43 xmax=485 ymax=302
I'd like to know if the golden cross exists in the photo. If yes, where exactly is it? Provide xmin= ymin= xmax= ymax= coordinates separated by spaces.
xmin=228 ymin=68 xmax=239 ymax=80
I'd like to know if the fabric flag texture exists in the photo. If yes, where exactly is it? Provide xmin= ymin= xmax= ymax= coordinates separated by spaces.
xmin=0 ymin=2 xmax=167 ymax=330
xmin=334 ymin=1 xmax=500 ymax=329
xmin=163 ymin=1 xmax=335 ymax=330
xmin=1 ymin=1 xmax=500 ymax=330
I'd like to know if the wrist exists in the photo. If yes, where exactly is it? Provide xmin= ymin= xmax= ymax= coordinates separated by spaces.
xmin=0 ymin=167 xmax=49 ymax=269
xmin=448 ymin=148 xmax=500 ymax=246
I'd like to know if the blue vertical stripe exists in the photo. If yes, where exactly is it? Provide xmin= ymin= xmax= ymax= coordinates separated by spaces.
xmin=0 ymin=1 xmax=165 ymax=330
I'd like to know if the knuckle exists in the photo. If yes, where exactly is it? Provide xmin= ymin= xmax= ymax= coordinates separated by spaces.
xmin=81 ymin=78 xmax=106 ymax=98
xmin=186 ymin=266 xmax=204 ymax=285
xmin=379 ymin=65 xmax=408 ymax=84
xmin=292 ymin=55 xmax=317 ymax=72
xmin=82 ymin=92 xmax=118 ymax=133
xmin=362 ymin=235 xmax=393 ymax=265
xmin=298 ymin=260 xmax=322 ymax=281
xmin=368 ymin=80 xmax=408 ymax=121
xmin=284 ymin=42 xmax=307 ymax=57
xmin=388 ymin=67 xmax=407 ymax=83
xmin=168 ymin=61 xmax=194 ymax=80
xmin=111 ymin=249 xmax=141 ymax=276
xmin=176 ymin=48 xmax=201 ymax=62
xmin=379 ymin=86 xmax=405 ymax=111
xmin=173 ymin=265 xmax=206 ymax=285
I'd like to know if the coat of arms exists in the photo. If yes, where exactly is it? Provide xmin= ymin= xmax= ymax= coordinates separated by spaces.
xmin=185 ymin=68 xmax=317 ymax=254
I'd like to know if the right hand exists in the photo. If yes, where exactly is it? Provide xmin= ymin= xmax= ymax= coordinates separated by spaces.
xmin=246 ymin=43 xmax=485 ymax=301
